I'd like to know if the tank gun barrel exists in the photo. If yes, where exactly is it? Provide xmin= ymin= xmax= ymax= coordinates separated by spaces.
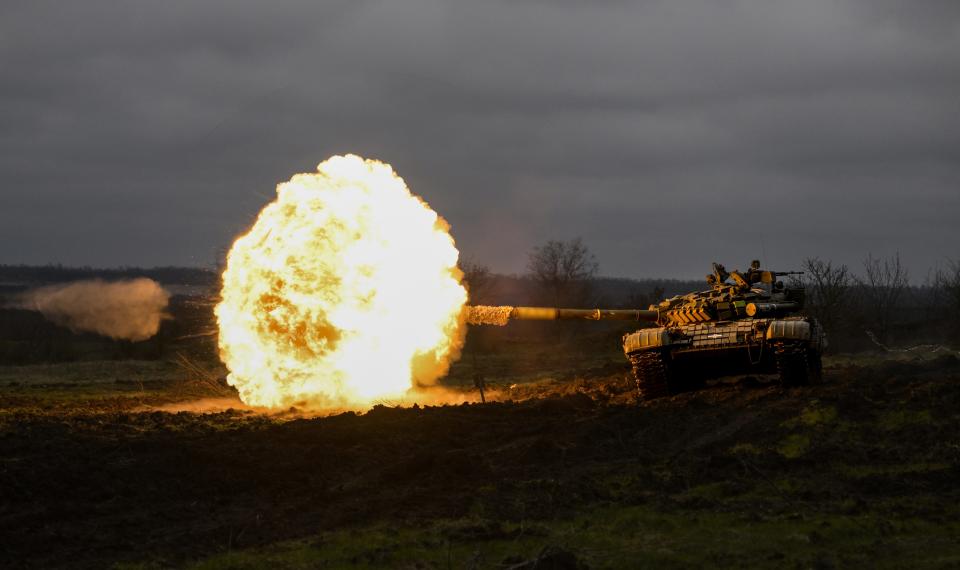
xmin=510 ymin=307 xmax=659 ymax=321
xmin=465 ymin=305 xmax=658 ymax=326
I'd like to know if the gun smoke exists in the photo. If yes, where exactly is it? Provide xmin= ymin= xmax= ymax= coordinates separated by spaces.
xmin=466 ymin=305 xmax=513 ymax=326
xmin=17 ymin=279 xmax=170 ymax=341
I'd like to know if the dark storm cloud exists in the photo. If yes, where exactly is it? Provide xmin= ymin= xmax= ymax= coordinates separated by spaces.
xmin=1 ymin=0 xmax=958 ymax=279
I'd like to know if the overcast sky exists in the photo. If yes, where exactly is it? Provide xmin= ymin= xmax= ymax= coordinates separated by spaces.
xmin=1 ymin=0 xmax=958 ymax=279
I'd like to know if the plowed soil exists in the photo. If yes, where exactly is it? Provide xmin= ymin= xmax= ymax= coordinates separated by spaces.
xmin=1 ymin=354 xmax=959 ymax=568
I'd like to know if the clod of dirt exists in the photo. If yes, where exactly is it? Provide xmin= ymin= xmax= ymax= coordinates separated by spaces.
xmin=532 ymin=393 xmax=596 ymax=414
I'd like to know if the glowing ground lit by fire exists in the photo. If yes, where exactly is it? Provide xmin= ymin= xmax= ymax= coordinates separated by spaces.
xmin=216 ymin=155 xmax=467 ymax=409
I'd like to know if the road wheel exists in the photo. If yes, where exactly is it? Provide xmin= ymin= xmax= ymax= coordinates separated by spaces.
xmin=628 ymin=349 xmax=672 ymax=400
xmin=773 ymin=341 xmax=812 ymax=387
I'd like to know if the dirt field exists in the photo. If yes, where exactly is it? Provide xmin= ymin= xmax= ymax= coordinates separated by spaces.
xmin=1 ymin=345 xmax=959 ymax=569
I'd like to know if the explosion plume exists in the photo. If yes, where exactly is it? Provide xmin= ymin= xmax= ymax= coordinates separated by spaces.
xmin=216 ymin=155 xmax=468 ymax=409
xmin=19 ymin=278 xmax=170 ymax=341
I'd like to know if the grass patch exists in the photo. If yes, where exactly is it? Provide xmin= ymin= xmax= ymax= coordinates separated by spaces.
xmin=0 ymin=358 xmax=239 ymax=422
xmin=679 ymin=481 xmax=738 ymax=501
xmin=878 ymin=409 xmax=934 ymax=430
xmin=729 ymin=442 xmax=762 ymax=456
xmin=839 ymin=462 xmax=951 ymax=479
xmin=185 ymin=506 xmax=960 ymax=570
xmin=781 ymin=402 xmax=837 ymax=429
xmin=777 ymin=434 xmax=811 ymax=458
xmin=0 ymin=359 xmax=181 ymax=387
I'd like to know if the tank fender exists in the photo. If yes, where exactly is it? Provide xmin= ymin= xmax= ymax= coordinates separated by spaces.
xmin=623 ymin=328 xmax=670 ymax=353
xmin=765 ymin=320 xmax=811 ymax=341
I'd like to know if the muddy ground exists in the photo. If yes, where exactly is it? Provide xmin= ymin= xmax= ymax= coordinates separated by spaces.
xmin=1 ymin=346 xmax=959 ymax=568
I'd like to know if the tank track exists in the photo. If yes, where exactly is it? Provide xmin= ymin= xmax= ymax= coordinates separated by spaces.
xmin=772 ymin=341 xmax=821 ymax=387
xmin=628 ymin=350 xmax=672 ymax=400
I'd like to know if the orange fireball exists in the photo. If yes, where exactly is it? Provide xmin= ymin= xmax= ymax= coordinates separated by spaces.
xmin=215 ymin=155 xmax=467 ymax=409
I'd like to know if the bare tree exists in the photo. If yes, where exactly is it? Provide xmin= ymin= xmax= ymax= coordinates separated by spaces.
xmin=626 ymin=285 xmax=664 ymax=310
xmin=933 ymin=259 xmax=960 ymax=339
xmin=856 ymin=252 xmax=909 ymax=345
xmin=526 ymin=237 xmax=599 ymax=306
xmin=460 ymin=257 xmax=494 ymax=304
xmin=799 ymin=257 xmax=851 ymax=348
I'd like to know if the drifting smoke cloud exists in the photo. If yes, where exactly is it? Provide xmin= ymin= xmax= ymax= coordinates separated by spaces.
xmin=18 ymin=278 xmax=170 ymax=341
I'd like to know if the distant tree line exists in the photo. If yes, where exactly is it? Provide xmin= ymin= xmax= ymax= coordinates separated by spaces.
xmin=463 ymin=237 xmax=698 ymax=308
xmin=3 ymin=244 xmax=958 ymax=357
xmin=792 ymin=253 xmax=960 ymax=351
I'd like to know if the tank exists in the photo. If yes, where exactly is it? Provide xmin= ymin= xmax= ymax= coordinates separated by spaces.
xmin=466 ymin=260 xmax=826 ymax=400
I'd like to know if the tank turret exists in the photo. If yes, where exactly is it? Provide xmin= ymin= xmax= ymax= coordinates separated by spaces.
xmin=650 ymin=260 xmax=806 ymax=325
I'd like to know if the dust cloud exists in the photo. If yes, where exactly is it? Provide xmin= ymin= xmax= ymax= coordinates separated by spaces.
xmin=18 ymin=278 xmax=170 ymax=341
